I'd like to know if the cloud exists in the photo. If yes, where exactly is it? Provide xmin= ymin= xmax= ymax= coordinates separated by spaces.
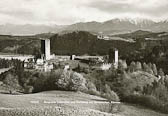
xmin=88 ymin=0 xmax=168 ymax=19
xmin=0 ymin=0 xmax=167 ymax=25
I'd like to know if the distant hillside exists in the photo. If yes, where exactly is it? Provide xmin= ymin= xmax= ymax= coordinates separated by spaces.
xmin=1 ymin=30 xmax=168 ymax=74
xmin=49 ymin=31 xmax=168 ymax=73
xmin=0 ymin=24 xmax=66 ymax=35
xmin=0 ymin=30 xmax=168 ymax=56
xmin=49 ymin=31 xmax=168 ymax=56
xmin=0 ymin=35 xmax=40 ymax=54
xmin=35 ymin=33 xmax=55 ymax=39
xmin=50 ymin=31 xmax=137 ymax=56
xmin=112 ymin=30 xmax=168 ymax=40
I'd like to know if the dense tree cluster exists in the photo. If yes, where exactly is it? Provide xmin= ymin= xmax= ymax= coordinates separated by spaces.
xmin=0 ymin=58 xmax=24 ymax=69
xmin=50 ymin=31 xmax=135 ymax=56
xmin=107 ymin=60 xmax=168 ymax=113
xmin=0 ymin=59 xmax=13 ymax=68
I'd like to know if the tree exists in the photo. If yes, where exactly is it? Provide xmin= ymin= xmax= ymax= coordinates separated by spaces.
xmin=77 ymin=63 xmax=81 ymax=72
xmin=86 ymin=81 xmax=99 ymax=95
xmin=33 ymin=47 xmax=41 ymax=62
xmin=152 ymin=46 xmax=161 ymax=57
xmin=108 ymin=47 xmax=115 ymax=63
xmin=152 ymin=64 xmax=158 ymax=76
xmin=143 ymin=62 xmax=148 ymax=71
xmin=135 ymin=61 xmax=142 ymax=71
xmin=69 ymin=72 xmax=87 ymax=91
xmin=3 ymin=73 xmax=21 ymax=94
xmin=122 ymin=60 xmax=128 ymax=69
xmin=164 ymin=75 xmax=168 ymax=89
xmin=103 ymin=84 xmax=120 ymax=102
xmin=118 ymin=60 xmax=127 ymax=72
xmin=147 ymin=63 xmax=152 ymax=69
xmin=129 ymin=61 xmax=136 ymax=72
xmin=151 ymin=83 xmax=168 ymax=102
xmin=143 ymin=62 xmax=153 ymax=74
xmin=158 ymin=68 xmax=164 ymax=77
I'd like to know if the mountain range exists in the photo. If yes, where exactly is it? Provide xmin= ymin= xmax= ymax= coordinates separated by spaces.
xmin=0 ymin=18 xmax=168 ymax=35
xmin=65 ymin=18 xmax=168 ymax=35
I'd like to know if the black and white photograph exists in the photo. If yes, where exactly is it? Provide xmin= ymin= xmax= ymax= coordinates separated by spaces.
xmin=0 ymin=0 xmax=168 ymax=116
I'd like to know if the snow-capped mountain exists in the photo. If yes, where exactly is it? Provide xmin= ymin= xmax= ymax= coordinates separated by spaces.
xmin=0 ymin=18 xmax=168 ymax=35
xmin=70 ymin=18 xmax=168 ymax=34
xmin=65 ymin=18 xmax=160 ymax=34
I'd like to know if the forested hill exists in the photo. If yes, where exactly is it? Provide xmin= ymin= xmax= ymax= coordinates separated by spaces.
xmin=1 ymin=31 xmax=168 ymax=73
xmin=50 ymin=31 xmax=136 ymax=56
xmin=50 ymin=31 xmax=168 ymax=74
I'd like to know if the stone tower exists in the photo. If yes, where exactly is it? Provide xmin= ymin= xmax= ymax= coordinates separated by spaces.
xmin=41 ymin=38 xmax=50 ymax=60
xmin=114 ymin=49 xmax=118 ymax=69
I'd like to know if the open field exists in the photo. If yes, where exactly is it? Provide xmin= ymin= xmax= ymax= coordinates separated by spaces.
xmin=118 ymin=104 xmax=167 ymax=116
xmin=0 ymin=91 xmax=167 ymax=116
xmin=0 ymin=91 xmax=118 ymax=116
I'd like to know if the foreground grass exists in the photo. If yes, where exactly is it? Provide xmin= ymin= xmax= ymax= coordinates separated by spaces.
xmin=118 ymin=103 xmax=168 ymax=116
xmin=0 ymin=91 xmax=118 ymax=116
xmin=0 ymin=91 xmax=167 ymax=116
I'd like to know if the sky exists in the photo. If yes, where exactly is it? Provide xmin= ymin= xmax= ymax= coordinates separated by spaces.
xmin=0 ymin=0 xmax=167 ymax=25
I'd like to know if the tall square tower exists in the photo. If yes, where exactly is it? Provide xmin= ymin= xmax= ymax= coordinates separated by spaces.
xmin=41 ymin=39 xmax=50 ymax=60
xmin=114 ymin=49 xmax=118 ymax=68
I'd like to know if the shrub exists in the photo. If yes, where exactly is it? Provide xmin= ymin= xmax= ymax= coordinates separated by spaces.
xmin=118 ymin=60 xmax=127 ymax=71
xmin=86 ymin=81 xmax=100 ymax=96
xmin=69 ymin=72 xmax=87 ymax=91
xmin=33 ymin=72 xmax=49 ymax=92
xmin=164 ymin=104 xmax=168 ymax=113
xmin=24 ymin=86 xmax=34 ymax=94
xmin=44 ymin=70 xmax=63 ymax=90
xmin=102 ymin=84 xmax=120 ymax=102
xmin=124 ymin=94 xmax=168 ymax=113
xmin=83 ymin=67 xmax=90 ymax=74
xmin=152 ymin=83 xmax=168 ymax=102
xmin=55 ymin=70 xmax=87 ymax=91
xmin=55 ymin=70 xmax=71 ymax=90
xmin=98 ymin=102 xmax=122 ymax=113
xmin=3 ymin=72 xmax=22 ymax=93
xmin=18 ymin=71 xmax=33 ymax=87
